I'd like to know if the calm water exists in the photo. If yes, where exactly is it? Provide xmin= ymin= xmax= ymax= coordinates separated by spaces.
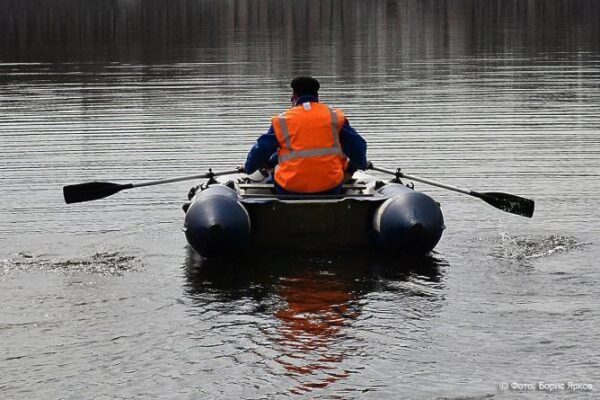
xmin=1 ymin=1 xmax=599 ymax=399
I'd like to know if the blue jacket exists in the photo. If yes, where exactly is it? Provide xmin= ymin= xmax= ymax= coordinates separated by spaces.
xmin=245 ymin=95 xmax=368 ymax=174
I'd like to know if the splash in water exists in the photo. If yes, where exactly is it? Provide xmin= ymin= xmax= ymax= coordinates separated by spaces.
xmin=497 ymin=233 xmax=585 ymax=260
xmin=1 ymin=252 xmax=141 ymax=276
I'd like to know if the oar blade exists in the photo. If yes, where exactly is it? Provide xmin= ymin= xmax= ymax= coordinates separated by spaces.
xmin=476 ymin=192 xmax=535 ymax=218
xmin=63 ymin=182 xmax=132 ymax=204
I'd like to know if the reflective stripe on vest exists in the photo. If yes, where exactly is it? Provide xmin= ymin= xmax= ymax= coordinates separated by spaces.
xmin=277 ymin=106 xmax=344 ymax=163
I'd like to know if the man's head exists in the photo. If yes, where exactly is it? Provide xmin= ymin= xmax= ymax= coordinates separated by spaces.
xmin=291 ymin=76 xmax=320 ymax=98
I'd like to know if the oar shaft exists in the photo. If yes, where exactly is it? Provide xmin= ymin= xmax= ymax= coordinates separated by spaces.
xmin=370 ymin=166 xmax=471 ymax=196
xmin=63 ymin=168 xmax=243 ymax=204
xmin=131 ymin=169 xmax=241 ymax=189
xmin=370 ymin=163 xmax=534 ymax=218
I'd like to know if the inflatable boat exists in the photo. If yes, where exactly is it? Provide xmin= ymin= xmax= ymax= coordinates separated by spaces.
xmin=64 ymin=164 xmax=532 ymax=258
xmin=183 ymin=173 xmax=445 ymax=258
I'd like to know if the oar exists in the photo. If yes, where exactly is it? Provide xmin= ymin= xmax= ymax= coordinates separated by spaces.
xmin=63 ymin=168 xmax=242 ymax=204
xmin=369 ymin=164 xmax=534 ymax=218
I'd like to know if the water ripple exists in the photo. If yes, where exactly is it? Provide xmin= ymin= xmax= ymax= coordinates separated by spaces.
xmin=494 ymin=234 xmax=587 ymax=260
xmin=1 ymin=252 xmax=142 ymax=276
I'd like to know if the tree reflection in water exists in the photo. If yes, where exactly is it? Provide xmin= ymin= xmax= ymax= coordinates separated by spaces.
xmin=184 ymin=248 xmax=447 ymax=394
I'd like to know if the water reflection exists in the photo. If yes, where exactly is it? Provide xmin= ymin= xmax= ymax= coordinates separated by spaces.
xmin=274 ymin=271 xmax=358 ymax=393
xmin=184 ymin=248 xmax=446 ymax=394
xmin=2 ymin=0 xmax=599 ymax=63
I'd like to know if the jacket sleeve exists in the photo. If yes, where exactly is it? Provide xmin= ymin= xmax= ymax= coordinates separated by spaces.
xmin=244 ymin=125 xmax=280 ymax=174
xmin=340 ymin=119 xmax=368 ymax=172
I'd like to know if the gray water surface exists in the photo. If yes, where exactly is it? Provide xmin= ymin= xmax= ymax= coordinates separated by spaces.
xmin=1 ymin=1 xmax=599 ymax=399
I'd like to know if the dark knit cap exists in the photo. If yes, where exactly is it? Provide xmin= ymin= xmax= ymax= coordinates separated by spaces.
xmin=291 ymin=76 xmax=320 ymax=96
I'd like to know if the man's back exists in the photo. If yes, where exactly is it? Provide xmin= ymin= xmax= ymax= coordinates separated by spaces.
xmin=244 ymin=77 xmax=368 ymax=195
xmin=272 ymin=100 xmax=346 ymax=193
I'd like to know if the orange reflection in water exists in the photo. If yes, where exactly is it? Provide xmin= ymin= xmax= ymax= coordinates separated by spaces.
xmin=273 ymin=272 xmax=361 ymax=395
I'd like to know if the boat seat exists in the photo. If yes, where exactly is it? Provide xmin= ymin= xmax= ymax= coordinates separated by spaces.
xmin=238 ymin=183 xmax=368 ymax=190
xmin=241 ymin=193 xmax=374 ymax=199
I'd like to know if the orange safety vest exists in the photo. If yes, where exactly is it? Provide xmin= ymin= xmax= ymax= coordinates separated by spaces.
xmin=272 ymin=102 xmax=347 ymax=193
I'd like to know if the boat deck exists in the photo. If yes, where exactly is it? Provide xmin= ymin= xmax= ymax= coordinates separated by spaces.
xmin=237 ymin=182 xmax=375 ymax=201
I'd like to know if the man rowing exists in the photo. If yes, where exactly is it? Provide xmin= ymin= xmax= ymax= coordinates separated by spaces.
xmin=244 ymin=76 xmax=368 ymax=195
